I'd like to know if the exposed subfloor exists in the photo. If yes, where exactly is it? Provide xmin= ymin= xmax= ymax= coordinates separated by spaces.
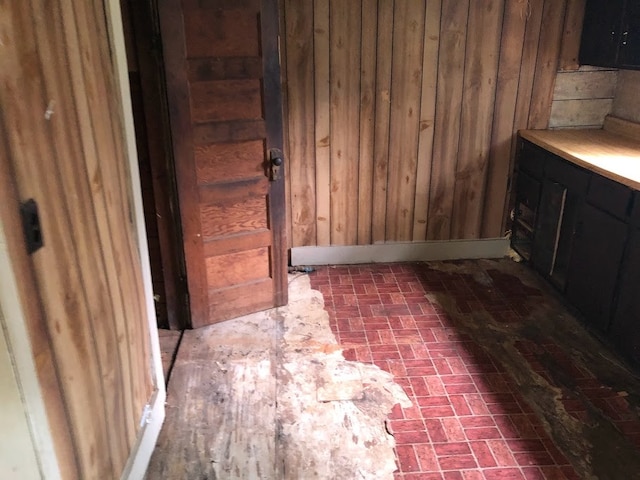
xmin=148 ymin=259 xmax=640 ymax=480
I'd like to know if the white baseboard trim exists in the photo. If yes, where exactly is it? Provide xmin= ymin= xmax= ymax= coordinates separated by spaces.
xmin=291 ymin=238 xmax=510 ymax=266
xmin=120 ymin=388 xmax=166 ymax=480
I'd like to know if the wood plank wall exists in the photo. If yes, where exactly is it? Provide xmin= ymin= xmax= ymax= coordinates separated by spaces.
xmin=283 ymin=0 xmax=577 ymax=246
xmin=0 ymin=0 xmax=155 ymax=477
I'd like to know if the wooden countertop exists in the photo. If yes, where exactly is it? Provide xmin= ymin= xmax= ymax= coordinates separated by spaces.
xmin=519 ymin=116 xmax=640 ymax=191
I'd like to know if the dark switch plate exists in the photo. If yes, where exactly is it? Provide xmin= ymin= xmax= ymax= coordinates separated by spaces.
xmin=20 ymin=199 xmax=44 ymax=254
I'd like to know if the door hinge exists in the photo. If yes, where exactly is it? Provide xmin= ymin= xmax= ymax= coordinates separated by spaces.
xmin=139 ymin=403 xmax=152 ymax=429
xmin=20 ymin=199 xmax=44 ymax=254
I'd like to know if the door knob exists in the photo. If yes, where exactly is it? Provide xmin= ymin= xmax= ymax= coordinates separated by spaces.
xmin=269 ymin=148 xmax=284 ymax=181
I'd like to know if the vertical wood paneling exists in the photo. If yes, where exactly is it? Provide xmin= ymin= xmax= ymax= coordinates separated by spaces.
xmin=451 ymin=0 xmax=504 ymax=239
xmin=528 ymin=0 xmax=569 ymax=129
xmin=283 ymin=0 xmax=581 ymax=247
xmin=284 ymin=0 xmax=316 ymax=246
xmin=329 ymin=0 xmax=361 ymax=245
xmin=481 ymin=1 xmax=529 ymax=238
xmin=357 ymin=0 xmax=378 ymax=245
xmin=314 ymin=0 xmax=331 ymax=246
xmin=371 ymin=0 xmax=395 ymax=243
xmin=427 ymin=0 xmax=469 ymax=240
xmin=385 ymin=1 xmax=426 ymax=241
xmin=0 ymin=0 xmax=155 ymax=477
xmin=559 ymin=0 xmax=586 ymax=72
xmin=412 ymin=0 xmax=442 ymax=241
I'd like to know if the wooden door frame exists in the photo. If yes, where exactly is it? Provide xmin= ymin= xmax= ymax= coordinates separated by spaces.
xmin=104 ymin=1 xmax=166 ymax=476
xmin=0 ymin=1 xmax=166 ymax=476
xmin=122 ymin=0 xmax=189 ymax=331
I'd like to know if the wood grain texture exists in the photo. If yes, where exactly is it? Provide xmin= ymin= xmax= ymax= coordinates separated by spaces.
xmin=284 ymin=0 xmax=316 ymax=246
xmin=160 ymin=0 xmax=287 ymax=326
xmin=604 ymin=115 xmax=640 ymax=139
xmin=553 ymin=70 xmax=618 ymax=100
xmin=385 ymin=0 xmax=426 ymax=241
xmin=371 ymin=0 xmax=395 ymax=243
xmin=314 ymin=0 xmax=331 ymax=246
xmin=519 ymin=128 xmax=640 ymax=190
xmin=451 ymin=0 xmax=503 ymax=239
xmin=329 ymin=0 xmax=361 ymax=245
xmin=558 ymin=0 xmax=586 ymax=71
xmin=481 ymin=0 xmax=529 ymax=238
xmin=413 ymin=0 xmax=442 ymax=241
xmin=282 ymin=0 xmax=577 ymax=245
xmin=427 ymin=0 xmax=469 ymax=240
xmin=612 ymin=71 xmax=640 ymax=124
xmin=549 ymin=99 xmax=614 ymax=128
xmin=0 ymin=0 xmax=156 ymax=477
xmin=528 ymin=0 xmax=569 ymax=129
xmin=357 ymin=0 xmax=378 ymax=245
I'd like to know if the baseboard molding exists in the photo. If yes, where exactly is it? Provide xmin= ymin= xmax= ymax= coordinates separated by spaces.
xmin=291 ymin=238 xmax=510 ymax=266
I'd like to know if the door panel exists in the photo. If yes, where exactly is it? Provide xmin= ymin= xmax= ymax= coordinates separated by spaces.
xmin=159 ymin=0 xmax=287 ymax=327
xmin=0 ymin=0 xmax=158 ymax=477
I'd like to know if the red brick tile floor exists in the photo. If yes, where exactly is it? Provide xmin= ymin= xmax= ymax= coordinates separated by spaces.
xmin=308 ymin=259 xmax=640 ymax=480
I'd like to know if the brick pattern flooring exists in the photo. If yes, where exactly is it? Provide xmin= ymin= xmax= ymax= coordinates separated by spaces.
xmin=309 ymin=262 xmax=586 ymax=480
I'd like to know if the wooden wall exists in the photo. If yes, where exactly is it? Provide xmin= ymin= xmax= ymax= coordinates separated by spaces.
xmin=549 ymin=67 xmax=617 ymax=129
xmin=0 ymin=0 xmax=156 ymax=477
xmin=613 ymin=70 xmax=640 ymax=123
xmin=283 ymin=0 xmax=579 ymax=246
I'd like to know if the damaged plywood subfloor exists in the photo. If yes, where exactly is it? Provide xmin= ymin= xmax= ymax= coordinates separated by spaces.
xmin=146 ymin=275 xmax=410 ymax=479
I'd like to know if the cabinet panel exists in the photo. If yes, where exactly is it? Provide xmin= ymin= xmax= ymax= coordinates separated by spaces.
xmin=567 ymin=203 xmax=628 ymax=332
xmin=619 ymin=0 xmax=640 ymax=68
xmin=511 ymin=171 xmax=540 ymax=261
xmin=588 ymin=174 xmax=633 ymax=219
xmin=518 ymin=140 xmax=547 ymax=180
xmin=531 ymin=179 xmax=566 ymax=279
xmin=579 ymin=0 xmax=625 ymax=68
xmin=611 ymin=227 xmax=640 ymax=367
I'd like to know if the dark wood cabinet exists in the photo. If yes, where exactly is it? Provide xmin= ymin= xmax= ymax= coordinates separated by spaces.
xmin=512 ymin=136 xmax=640 ymax=370
xmin=610 ymin=227 xmax=640 ymax=367
xmin=566 ymin=204 xmax=628 ymax=332
xmin=580 ymin=0 xmax=640 ymax=69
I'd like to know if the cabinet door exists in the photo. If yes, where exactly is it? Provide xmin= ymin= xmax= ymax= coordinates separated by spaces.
xmin=611 ymin=228 xmax=640 ymax=367
xmin=531 ymin=179 xmax=566 ymax=278
xmin=619 ymin=0 xmax=640 ymax=68
xmin=579 ymin=0 xmax=625 ymax=67
xmin=567 ymin=204 xmax=628 ymax=332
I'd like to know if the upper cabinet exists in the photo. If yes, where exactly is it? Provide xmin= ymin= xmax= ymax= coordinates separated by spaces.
xmin=580 ymin=0 xmax=640 ymax=69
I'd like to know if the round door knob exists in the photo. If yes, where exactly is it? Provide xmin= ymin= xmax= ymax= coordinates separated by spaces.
xmin=272 ymin=156 xmax=283 ymax=167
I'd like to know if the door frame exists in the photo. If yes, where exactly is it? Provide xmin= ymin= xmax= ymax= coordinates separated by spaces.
xmin=0 ymin=1 xmax=166 ymax=477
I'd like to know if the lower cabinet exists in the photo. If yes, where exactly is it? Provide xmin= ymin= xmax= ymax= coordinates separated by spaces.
xmin=611 ymin=228 xmax=640 ymax=366
xmin=512 ymin=137 xmax=640 ymax=370
xmin=566 ymin=204 xmax=628 ymax=332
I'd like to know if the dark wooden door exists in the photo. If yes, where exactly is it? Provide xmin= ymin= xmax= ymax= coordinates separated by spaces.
xmin=611 ymin=227 xmax=640 ymax=367
xmin=158 ymin=0 xmax=287 ymax=327
xmin=566 ymin=204 xmax=628 ymax=332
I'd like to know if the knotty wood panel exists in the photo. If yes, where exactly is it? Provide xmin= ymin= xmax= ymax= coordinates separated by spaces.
xmin=206 ymin=247 xmax=270 ymax=289
xmin=329 ymin=0 xmax=361 ymax=245
xmin=451 ymin=0 xmax=503 ymax=239
xmin=283 ymin=0 xmax=581 ymax=246
xmin=200 ymin=196 xmax=268 ymax=239
xmin=195 ymin=141 xmax=265 ymax=184
xmin=427 ymin=0 xmax=469 ymax=240
xmin=385 ymin=1 xmax=426 ymax=241
xmin=0 ymin=0 xmax=156 ymax=477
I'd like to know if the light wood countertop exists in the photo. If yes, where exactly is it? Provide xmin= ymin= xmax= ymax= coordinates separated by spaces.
xmin=519 ymin=116 xmax=640 ymax=191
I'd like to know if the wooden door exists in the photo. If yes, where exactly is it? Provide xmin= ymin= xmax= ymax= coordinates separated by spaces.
xmin=0 ymin=0 xmax=161 ymax=477
xmin=159 ymin=0 xmax=288 ymax=328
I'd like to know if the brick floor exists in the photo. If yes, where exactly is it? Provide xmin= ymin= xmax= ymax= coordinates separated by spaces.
xmin=308 ymin=260 xmax=640 ymax=480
